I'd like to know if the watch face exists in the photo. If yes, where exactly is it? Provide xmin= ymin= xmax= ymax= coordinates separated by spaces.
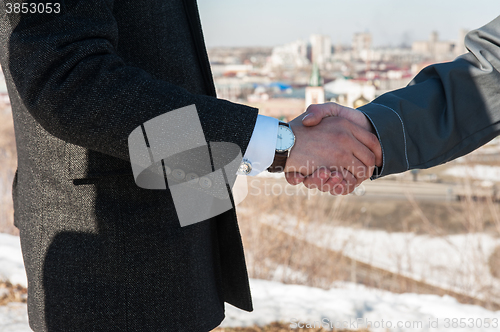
xmin=276 ymin=125 xmax=295 ymax=152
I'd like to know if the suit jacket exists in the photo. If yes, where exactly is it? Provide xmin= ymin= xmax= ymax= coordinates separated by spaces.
xmin=359 ymin=15 xmax=500 ymax=177
xmin=0 ymin=0 xmax=258 ymax=331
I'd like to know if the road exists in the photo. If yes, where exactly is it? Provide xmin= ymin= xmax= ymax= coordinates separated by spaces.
xmin=242 ymin=175 xmax=495 ymax=202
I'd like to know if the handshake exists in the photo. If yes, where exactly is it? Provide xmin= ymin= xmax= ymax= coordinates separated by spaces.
xmin=282 ymin=102 xmax=382 ymax=195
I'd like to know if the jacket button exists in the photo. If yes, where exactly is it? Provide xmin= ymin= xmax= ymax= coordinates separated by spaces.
xmin=186 ymin=173 xmax=199 ymax=183
xmin=199 ymin=177 xmax=212 ymax=189
xmin=172 ymin=169 xmax=185 ymax=180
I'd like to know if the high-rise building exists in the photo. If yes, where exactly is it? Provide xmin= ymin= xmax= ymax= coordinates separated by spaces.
xmin=352 ymin=32 xmax=372 ymax=54
xmin=309 ymin=34 xmax=332 ymax=67
xmin=269 ymin=39 xmax=309 ymax=68
xmin=412 ymin=31 xmax=455 ymax=61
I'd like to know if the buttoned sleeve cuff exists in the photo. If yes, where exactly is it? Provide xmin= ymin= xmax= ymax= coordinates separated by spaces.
xmin=358 ymin=102 xmax=410 ymax=179
xmin=239 ymin=115 xmax=279 ymax=176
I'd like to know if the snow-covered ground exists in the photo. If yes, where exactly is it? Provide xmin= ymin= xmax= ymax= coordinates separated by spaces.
xmin=223 ymin=279 xmax=500 ymax=332
xmin=2 ymin=232 xmax=500 ymax=331
xmin=0 ymin=234 xmax=26 ymax=288
xmin=2 ymin=278 xmax=500 ymax=332
xmin=0 ymin=303 xmax=30 ymax=332
xmin=0 ymin=234 xmax=30 ymax=332
xmin=261 ymin=216 xmax=500 ymax=301
xmin=445 ymin=165 xmax=500 ymax=182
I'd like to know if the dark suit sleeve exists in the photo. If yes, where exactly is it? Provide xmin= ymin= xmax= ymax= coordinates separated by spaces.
xmin=359 ymin=15 xmax=500 ymax=178
xmin=2 ymin=0 xmax=258 ymax=161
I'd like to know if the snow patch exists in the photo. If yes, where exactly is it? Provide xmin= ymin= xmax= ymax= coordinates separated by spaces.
xmin=0 ymin=234 xmax=27 ymax=287
xmin=222 ymin=279 xmax=500 ymax=331
xmin=445 ymin=165 xmax=500 ymax=182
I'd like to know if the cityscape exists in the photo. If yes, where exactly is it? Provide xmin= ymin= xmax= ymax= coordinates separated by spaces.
xmin=208 ymin=28 xmax=468 ymax=121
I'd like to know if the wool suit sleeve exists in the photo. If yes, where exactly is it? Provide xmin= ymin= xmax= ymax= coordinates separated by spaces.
xmin=2 ymin=0 xmax=258 ymax=162
xmin=359 ymin=15 xmax=500 ymax=178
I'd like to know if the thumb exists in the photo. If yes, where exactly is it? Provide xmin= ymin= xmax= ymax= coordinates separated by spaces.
xmin=301 ymin=104 xmax=334 ymax=126
xmin=301 ymin=112 xmax=322 ymax=126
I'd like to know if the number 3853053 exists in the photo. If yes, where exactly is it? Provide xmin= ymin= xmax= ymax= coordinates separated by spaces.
xmin=5 ymin=2 xmax=61 ymax=14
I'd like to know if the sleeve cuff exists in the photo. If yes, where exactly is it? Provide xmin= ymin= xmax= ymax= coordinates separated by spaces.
xmin=240 ymin=115 xmax=279 ymax=176
xmin=358 ymin=102 xmax=409 ymax=179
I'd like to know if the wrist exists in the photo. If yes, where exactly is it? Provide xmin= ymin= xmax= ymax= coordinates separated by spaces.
xmin=284 ymin=123 xmax=308 ymax=174
xmin=267 ymin=122 xmax=295 ymax=173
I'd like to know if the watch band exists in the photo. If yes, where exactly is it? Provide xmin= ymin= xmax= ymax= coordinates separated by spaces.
xmin=267 ymin=122 xmax=290 ymax=173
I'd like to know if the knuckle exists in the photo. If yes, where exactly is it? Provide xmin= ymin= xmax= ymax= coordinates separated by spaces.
xmin=303 ymin=179 xmax=314 ymax=189
xmin=306 ymin=104 xmax=319 ymax=113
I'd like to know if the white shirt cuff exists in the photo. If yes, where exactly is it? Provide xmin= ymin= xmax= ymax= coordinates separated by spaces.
xmin=241 ymin=115 xmax=279 ymax=176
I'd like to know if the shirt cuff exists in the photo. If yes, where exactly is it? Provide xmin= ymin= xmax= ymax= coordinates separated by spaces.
xmin=240 ymin=115 xmax=279 ymax=176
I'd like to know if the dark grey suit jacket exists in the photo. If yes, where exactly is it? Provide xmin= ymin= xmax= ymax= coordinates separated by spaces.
xmin=1 ymin=1 xmax=257 ymax=331
xmin=360 ymin=15 xmax=500 ymax=177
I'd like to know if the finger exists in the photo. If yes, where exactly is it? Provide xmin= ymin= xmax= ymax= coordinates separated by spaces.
xmin=318 ymin=171 xmax=343 ymax=193
xmin=330 ymin=179 xmax=346 ymax=195
xmin=336 ymin=106 xmax=368 ymax=126
xmin=302 ymin=167 xmax=330 ymax=190
xmin=374 ymin=144 xmax=383 ymax=168
xmin=346 ymin=123 xmax=380 ymax=171
xmin=301 ymin=112 xmax=323 ymax=127
xmin=331 ymin=151 xmax=369 ymax=186
xmin=334 ymin=110 xmax=382 ymax=166
xmin=302 ymin=104 xmax=336 ymax=127
xmin=330 ymin=173 xmax=359 ymax=196
xmin=339 ymin=167 xmax=358 ymax=194
xmin=285 ymin=172 xmax=305 ymax=185
xmin=302 ymin=168 xmax=342 ymax=192
xmin=349 ymin=146 xmax=374 ymax=184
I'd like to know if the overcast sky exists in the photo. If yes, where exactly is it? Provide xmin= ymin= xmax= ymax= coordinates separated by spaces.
xmin=198 ymin=0 xmax=500 ymax=47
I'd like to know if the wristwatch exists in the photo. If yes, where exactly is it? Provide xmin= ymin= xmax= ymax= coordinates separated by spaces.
xmin=267 ymin=122 xmax=295 ymax=173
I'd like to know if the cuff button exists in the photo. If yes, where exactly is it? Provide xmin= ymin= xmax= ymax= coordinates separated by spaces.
xmin=237 ymin=159 xmax=252 ymax=175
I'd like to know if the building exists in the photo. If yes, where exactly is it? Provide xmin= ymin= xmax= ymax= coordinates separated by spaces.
xmin=305 ymin=63 xmax=325 ymax=108
xmin=412 ymin=31 xmax=455 ymax=61
xmin=246 ymin=98 xmax=306 ymax=122
xmin=309 ymin=34 xmax=332 ymax=68
xmin=214 ymin=76 xmax=265 ymax=102
xmin=324 ymin=77 xmax=375 ymax=108
xmin=352 ymin=32 xmax=372 ymax=55
xmin=269 ymin=39 xmax=310 ymax=69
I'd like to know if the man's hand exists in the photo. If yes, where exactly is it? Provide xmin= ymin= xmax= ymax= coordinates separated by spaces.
xmin=302 ymin=103 xmax=377 ymax=137
xmin=285 ymin=107 xmax=381 ymax=195
xmin=285 ymin=103 xmax=382 ymax=195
